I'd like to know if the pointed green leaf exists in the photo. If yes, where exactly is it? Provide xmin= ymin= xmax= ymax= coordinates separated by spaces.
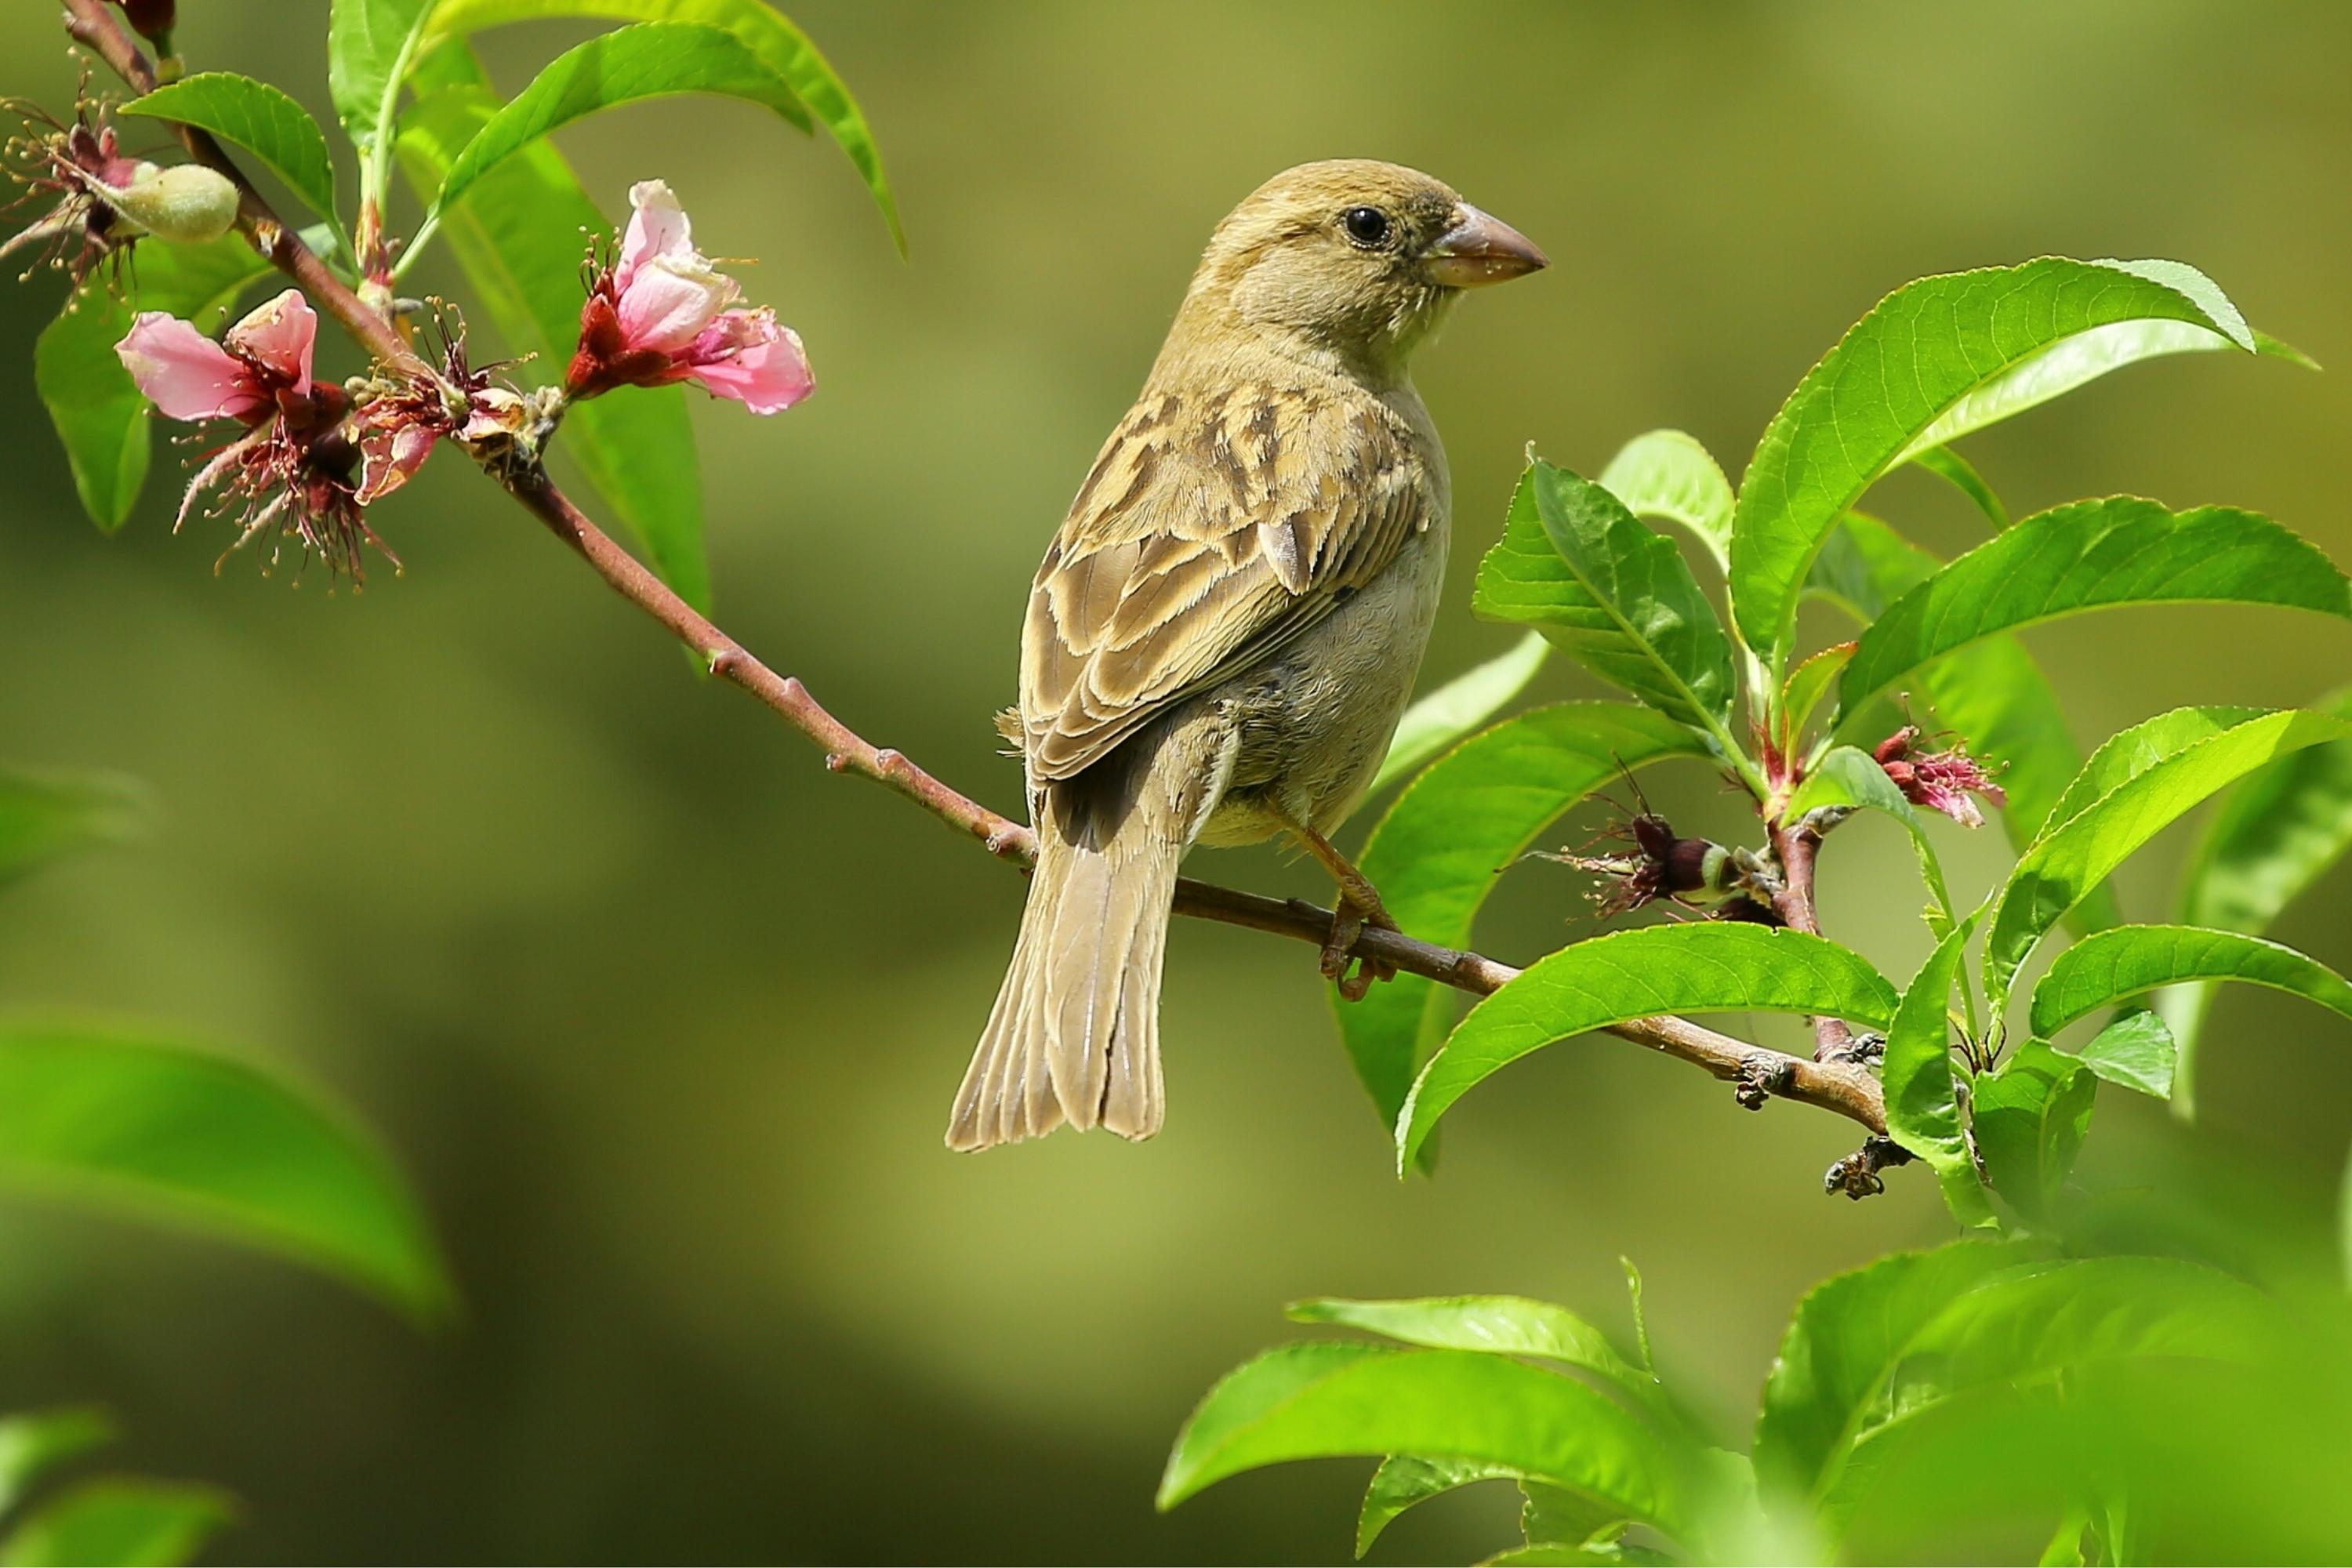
xmin=0 ymin=1410 xmax=113 ymax=1519
xmin=0 ymin=1479 xmax=231 ymax=1568
xmin=0 ymin=1025 xmax=452 ymax=1321
xmin=1335 ymin=705 xmax=1709 ymax=1155
xmin=1879 ymin=920 xmax=1994 ymax=1225
xmin=1289 ymin=1296 xmax=1671 ymax=1426
xmin=1598 ymin=429 xmax=1734 ymax=572
xmin=1970 ymin=1040 xmax=2096 ymax=1223
xmin=1784 ymin=747 xmax=1957 ymax=931
xmin=1475 ymin=463 xmax=1740 ymax=750
xmin=1777 ymin=643 xmax=1852 ymax=753
xmin=1985 ymin=710 xmax=2352 ymax=1000
xmin=1733 ymin=256 xmax=2266 ymax=665
xmin=2168 ymin=687 xmax=2352 ymax=1113
xmin=1911 ymin=445 xmax=2009 ymax=530
xmin=1399 ymin=926 xmax=1896 ymax=1170
xmin=0 ymin=771 xmax=147 ymax=887
xmin=2073 ymin=1010 xmax=2176 ymax=1100
xmin=122 ymin=74 xmax=341 ymax=235
xmin=1370 ymin=633 xmax=1550 ymax=797
xmin=1841 ymin=498 xmax=2351 ymax=717
xmin=1159 ymin=1345 xmax=1715 ymax=1546
xmin=2034 ymin=705 xmax=2265 ymax=844
xmin=328 ymin=0 xmax=437 ymax=150
xmin=37 ymin=234 xmax=274 ymax=532
xmin=1356 ymin=1455 xmax=1521 ymax=1558
xmin=421 ymin=22 xmax=810 ymax=245
xmin=1753 ymin=1239 xmax=2031 ymax=1506
xmin=2034 ymin=924 xmax=2352 ymax=1047
xmin=418 ymin=0 xmax=903 ymax=251
xmin=400 ymin=41 xmax=711 ymax=608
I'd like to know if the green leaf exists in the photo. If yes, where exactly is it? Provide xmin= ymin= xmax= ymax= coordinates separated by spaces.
xmin=37 ymin=236 xmax=274 ymax=532
xmin=1475 ymin=463 xmax=1743 ymax=754
xmin=1159 ymin=1345 xmax=1716 ymax=1547
xmin=1970 ymin=1041 xmax=2096 ymax=1223
xmin=419 ymin=22 xmax=811 ymax=251
xmin=0 ymin=1479 xmax=231 ymax=1568
xmin=1985 ymin=710 xmax=2352 ymax=1000
xmin=1519 ymin=1486 xmax=1647 ymax=1562
xmin=1370 ymin=633 xmax=1550 ymax=797
xmin=2168 ymin=686 xmax=2352 ymax=1113
xmin=1732 ymin=256 xmax=2265 ymax=666
xmin=1335 ymin=705 xmax=1710 ymax=1155
xmin=122 ymin=75 xmax=341 ymax=234
xmin=2034 ymin=705 xmax=2265 ymax=844
xmin=1911 ymin=445 xmax=2009 ymax=530
xmin=1777 ymin=642 xmax=1851 ymax=750
xmin=2073 ymin=1010 xmax=2176 ymax=1100
xmin=399 ymin=41 xmax=712 ymax=609
xmin=328 ymin=0 xmax=437 ymax=151
xmin=418 ymin=0 xmax=903 ymax=252
xmin=1398 ymin=926 xmax=1896 ymax=1170
xmin=0 ymin=771 xmax=147 ymax=888
xmin=1289 ymin=1297 xmax=1671 ymax=1426
xmin=1752 ymin=1239 xmax=2031 ymax=1505
xmin=0 ymin=1410 xmax=113 ymax=1518
xmin=1356 ymin=1455 xmax=1520 ymax=1559
xmin=2034 ymin=924 xmax=2352 ymax=1044
xmin=1878 ymin=920 xmax=1994 ymax=1226
xmin=0 ymin=1025 xmax=452 ymax=1321
xmin=1784 ymin=747 xmax=1956 ymax=931
xmin=1804 ymin=516 xmax=2105 ymax=927
xmin=1841 ymin=498 xmax=2351 ymax=718
xmin=1597 ymin=430 xmax=1734 ymax=572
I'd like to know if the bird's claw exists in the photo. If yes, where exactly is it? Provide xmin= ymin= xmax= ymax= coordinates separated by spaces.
xmin=1323 ymin=898 xmax=1399 ymax=1002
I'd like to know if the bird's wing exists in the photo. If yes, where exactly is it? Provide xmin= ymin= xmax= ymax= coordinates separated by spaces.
xmin=1022 ymin=383 xmax=1430 ymax=782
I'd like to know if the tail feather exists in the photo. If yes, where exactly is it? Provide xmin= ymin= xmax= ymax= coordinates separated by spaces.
xmin=948 ymin=764 xmax=1185 ymax=1152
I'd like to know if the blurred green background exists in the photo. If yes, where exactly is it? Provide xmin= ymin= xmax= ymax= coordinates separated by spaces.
xmin=4 ymin=1 xmax=2351 ymax=1560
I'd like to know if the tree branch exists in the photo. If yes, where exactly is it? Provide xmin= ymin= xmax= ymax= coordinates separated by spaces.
xmin=56 ymin=3 xmax=1889 ymax=1145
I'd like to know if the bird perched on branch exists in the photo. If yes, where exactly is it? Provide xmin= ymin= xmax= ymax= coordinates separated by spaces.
xmin=950 ymin=159 xmax=1546 ymax=1150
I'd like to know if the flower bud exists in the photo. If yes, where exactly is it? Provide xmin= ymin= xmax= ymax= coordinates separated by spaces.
xmin=111 ymin=0 xmax=176 ymax=42
xmin=100 ymin=162 xmax=239 ymax=245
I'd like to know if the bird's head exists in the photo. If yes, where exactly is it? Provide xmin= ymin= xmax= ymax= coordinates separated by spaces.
xmin=1171 ymin=159 xmax=1547 ymax=383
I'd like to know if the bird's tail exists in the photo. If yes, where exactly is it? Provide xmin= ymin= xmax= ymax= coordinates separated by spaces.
xmin=947 ymin=762 xmax=1188 ymax=1151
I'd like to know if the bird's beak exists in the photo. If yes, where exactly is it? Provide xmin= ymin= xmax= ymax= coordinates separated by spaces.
xmin=1422 ymin=205 xmax=1548 ymax=288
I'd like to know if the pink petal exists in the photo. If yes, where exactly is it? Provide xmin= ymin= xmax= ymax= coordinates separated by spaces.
xmin=616 ymin=254 xmax=740 ymax=354
xmin=616 ymin=179 xmax=696 ymax=292
xmin=354 ymin=422 xmax=440 ymax=505
xmin=223 ymin=289 xmax=317 ymax=388
xmin=116 ymin=310 xmax=264 ymax=422
xmin=685 ymin=318 xmax=813 ymax=415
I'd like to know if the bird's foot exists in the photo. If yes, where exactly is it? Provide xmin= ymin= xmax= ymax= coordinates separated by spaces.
xmin=1322 ymin=895 xmax=1400 ymax=1003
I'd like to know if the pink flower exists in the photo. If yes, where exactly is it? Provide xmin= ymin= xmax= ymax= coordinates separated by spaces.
xmin=114 ymin=289 xmax=394 ymax=582
xmin=1875 ymin=726 xmax=2008 ymax=828
xmin=118 ymin=288 xmax=316 ymax=423
xmin=566 ymin=180 xmax=813 ymax=415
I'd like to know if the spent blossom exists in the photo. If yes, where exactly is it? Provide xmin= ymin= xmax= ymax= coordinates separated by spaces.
xmin=115 ymin=288 xmax=393 ymax=580
xmin=3 ymin=94 xmax=234 ymax=284
xmin=1875 ymin=725 xmax=2007 ymax=827
xmin=566 ymin=180 xmax=813 ymax=414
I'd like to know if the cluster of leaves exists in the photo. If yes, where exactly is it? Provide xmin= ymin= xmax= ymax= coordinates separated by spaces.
xmin=0 ymin=768 xmax=450 ymax=1564
xmin=1334 ymin=256 xmax=2350 ymax=1222
xmin=1161 ymin=1236 xmax=2352 ymax=1563
xmin=1163 ymin=258 xmax=2352 ymax=1560
xmin=39 ymin=0 xmax=898 ymax=607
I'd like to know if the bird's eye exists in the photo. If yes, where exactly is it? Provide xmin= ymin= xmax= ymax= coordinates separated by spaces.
xmin=1341 ymin=205 xmax=1392 ymax=247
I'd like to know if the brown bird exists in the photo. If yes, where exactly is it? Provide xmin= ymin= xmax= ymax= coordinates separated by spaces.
xmin=949 ymin=160 xmax=1546 ymax=1150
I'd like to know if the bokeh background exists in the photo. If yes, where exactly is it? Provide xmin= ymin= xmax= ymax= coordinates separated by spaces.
xmin=4 ymin=1 xmax=2351 ymax=1560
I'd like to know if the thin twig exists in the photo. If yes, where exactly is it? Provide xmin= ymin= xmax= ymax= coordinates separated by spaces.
xmin=55 ymin=2 xmax=1891 ymax=1144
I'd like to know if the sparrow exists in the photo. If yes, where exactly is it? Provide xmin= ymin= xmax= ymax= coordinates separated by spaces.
xmin=949 ymin=160 xmax=1546 ymax=1151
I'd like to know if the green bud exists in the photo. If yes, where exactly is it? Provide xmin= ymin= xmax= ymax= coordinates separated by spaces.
xmin=100 ymin=162 xmax=240 ymax=245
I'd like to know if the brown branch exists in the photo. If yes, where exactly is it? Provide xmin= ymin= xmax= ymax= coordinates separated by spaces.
xmin=1772 ymin=815 xmax=1860 ymax=1062
xmin=57 ymin=2 xmax=1889 ymax=1145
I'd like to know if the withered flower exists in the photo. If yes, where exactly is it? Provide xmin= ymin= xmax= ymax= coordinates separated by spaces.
xmin=1875 ymin=725 xmax=2007 ymax=827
